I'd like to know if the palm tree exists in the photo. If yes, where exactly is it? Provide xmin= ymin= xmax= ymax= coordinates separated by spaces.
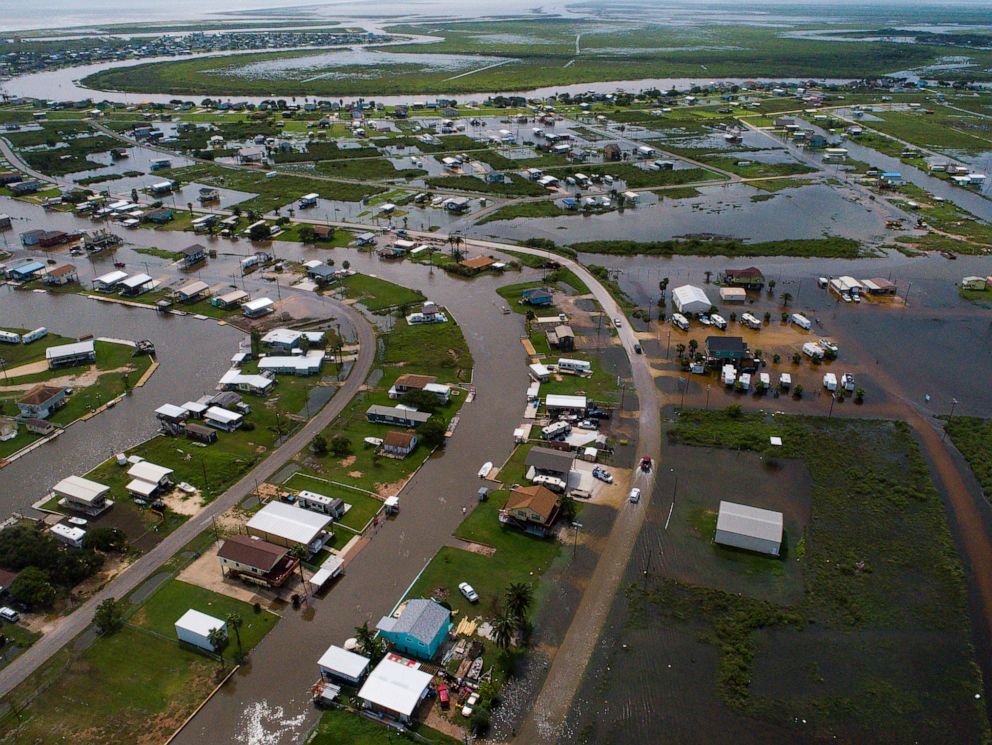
xmin=354 ymin=621 xmax=385 ymax=662
xmin=505 ymin=583 xmax=533 ymax=627
xmin=782 ymin=292 xmax=793 ymax=307
xmin=675 ymin=343 xmax=686 ymax=359
xmin=491 ymin=606 xmax=516 ymax=651
xmin=208 ymin=627 xmax=228 ymax=668
xmin=688 ymin=339 xmax=699 ymax=356
xmin=227 ymin=613 xmax=244 ymax=660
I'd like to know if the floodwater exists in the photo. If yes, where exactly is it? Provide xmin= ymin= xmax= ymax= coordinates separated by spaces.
xmin=466 ymin=180 xmax=894 ymax=245
xmin=223 ymin=50 xmax=511 ymax=81
xmin=0 ymin=290 xmax=240 ymax=514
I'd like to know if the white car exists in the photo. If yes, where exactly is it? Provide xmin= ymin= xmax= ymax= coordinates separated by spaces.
xmin=458 ymin=582 xmax=479 ymax=603
xmin=576 ymin=419 xmax=597 ymax=430
xmin=628 ymin=487 xmax=641 ymax=504
xmin=614 ymin=317 xmax=623 ymax=328
xmin=592 ymin=467 xmax=613 ymax=483
xmin=461 ymin=691 xmax=479 ymax=717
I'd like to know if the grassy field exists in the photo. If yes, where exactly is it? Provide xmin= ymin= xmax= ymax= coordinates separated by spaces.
xmin=636 ymin=408 xmax=992 ymax=742
xmin=944 ymin=416 xmax=992 ymax=501
xmin=425 ymin=174 xmax=547 ymax=197
xmin=78 ymin=22 xmax=962 ymax=96
xmin=0 ymin=580 xmax=277 ymax=745
xmin=476 ymin=201 xmax=565 ymax=224
xmin=334 ymin=274 xmax=425 ymax=313
xmin=571 ymin=236 xmax=863 ymax=258
xmin=283 ymin=472 xmax=383 ymax=532
xmin=308 ymin=708 xmax=459 ymax=745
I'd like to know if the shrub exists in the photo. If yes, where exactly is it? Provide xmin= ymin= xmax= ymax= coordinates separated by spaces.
xmin=10 ymin=566 xmax=57 ymax=609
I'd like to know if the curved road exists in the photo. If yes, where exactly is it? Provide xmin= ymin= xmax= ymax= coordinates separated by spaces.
xmin=0 ymin=294 xmax=376 ymax=700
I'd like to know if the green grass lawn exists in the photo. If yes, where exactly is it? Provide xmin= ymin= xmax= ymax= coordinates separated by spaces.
xmin=944 ymin=416 xmax=992 ymax=500
xmin=309 ymin=708 xmax=460 ymax=745
xmin=572 ymin=236 xmax=863 ymax=258
xmin=131 ymin=579 xmax=278 ymax=650
xmin=0 ymin=329 xmax=76 ymax=369
xmin=334 ymin=274 xmax=425 ymax=313
xmin=476 ymin=201 xmax=564 ymax=224
xmin=496 ymin=281 xmax=561 ymax=315
xmin=657 ymin=408 xmax=990 ymax=740
xmin=283 ymin=472 xmax=383 ymax=532
xmin=0 ymin=621 xmax=41 ymax=671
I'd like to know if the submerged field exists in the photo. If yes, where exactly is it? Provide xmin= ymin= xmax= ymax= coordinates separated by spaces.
xmin=79 ymin=20 xmax=983 ymax=97
xmin=566 ymin=410 xmax=989 ymax=745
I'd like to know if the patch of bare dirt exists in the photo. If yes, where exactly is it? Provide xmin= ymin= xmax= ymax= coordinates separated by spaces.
xmin=376 ymin=479 xmax=405 ymax=497
xmin=339 ymin=455 xmax=357 ymax=468
xmin=348 ymin=470 xmax=364 ymax=478
xmin=161 ymin=488 xmax=205 ymax=517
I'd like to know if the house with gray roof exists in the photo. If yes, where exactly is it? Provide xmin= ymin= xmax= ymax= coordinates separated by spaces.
xmin=376 ymin=598 xmax=451 ymax=660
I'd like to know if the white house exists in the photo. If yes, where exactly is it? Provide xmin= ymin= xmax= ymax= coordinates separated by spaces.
xmin=246 ymin=500 xmax=332 ymax=555
xmin=318 ymin=645 xmax=371 ymax=685
xmin=357 ymin=655 xmax=434 ymax=724
xmin=714 ymin=500 xmax=783 ymax=556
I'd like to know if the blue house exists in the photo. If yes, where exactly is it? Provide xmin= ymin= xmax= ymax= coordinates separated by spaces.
xmin=8 ymin=260 xmax=46 ymax=281
xmin=377 ymin=599 xmax=451 ymax=660
xmin=521 ymin=287 xmax=554 ymax=306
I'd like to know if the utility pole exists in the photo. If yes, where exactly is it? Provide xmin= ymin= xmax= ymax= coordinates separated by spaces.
xmin=571 ymin=521 xmax=583 ymax=559
xmin=705 ymin=383 xmax=711 ymax=410
xmin=680 ymin=376 xmax=688 ymax=411
xmin=942 ymin=397 xmax=959 ymax=442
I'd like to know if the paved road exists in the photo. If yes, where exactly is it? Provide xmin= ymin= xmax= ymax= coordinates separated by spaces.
xmin=0 ymin=137 xmax=60 ymax=186
xmin=455 ymin=239 xmax=664 ymax=743
xmin=0 ymin=293 xmax=376 ymax=700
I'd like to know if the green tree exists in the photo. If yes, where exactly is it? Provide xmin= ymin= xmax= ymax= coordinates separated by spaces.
xmin=342 ymin=260 xmax=350 ymax=271
xmin=10 ymin=567 xmax=57 ymax=609
xmin=227 ymin=613 xmax=244 ymax=660
xmin=298 ymin=226 xmax=317 ymax=243
xmin=400 ymin=389 xmax=440 ymax=414
xmin=94 ymin=597 xmax=126 ymax=635
xmin=675 ymin=343 xmax=686 ymax=359
xmin=311 ymin=434 xmax=328 ymax=456
xmin=208 ymin=626 xmax=229 ymax=666
xmin=418 ymin=417 xmax=447 ymax=448
xmin=330 ymin=435 xmax=352 ymax=456
xmin=558 ymin=493 xmax=577 ymax=523
xmin=688 ymin=339 xmax=698 ymax=357
xmin=85 ymin=527 xmax=127 ymax=553
xmin=505 ymin=583 xmax=533 ymax=629
xmin=782 ymin=292 xmax=793 ymax=307
xmin=354 ymin=621 xmax=386 ymax=662
xmin=491 ymin=606 xmax=516 ymax=651
xmin=249 ymin=222 xmax=271 ymax=241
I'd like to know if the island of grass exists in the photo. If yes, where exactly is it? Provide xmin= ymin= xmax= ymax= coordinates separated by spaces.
xmin=334 ymin=273 xmax=426 ymax=313
xmin=310 ymin=708 xmax=459 ymax=745
xmin=0 ymin=578 xmax=278 ymax=745
xmin=573 ymin=408 xmax=990 ymax=744
xmin=943 ymin=416 xmax=992 ymax=500
xmin=0 ymin=335 xmax=155 ymax=459
xmin=571 ymin=236 xmax=863 ymax=258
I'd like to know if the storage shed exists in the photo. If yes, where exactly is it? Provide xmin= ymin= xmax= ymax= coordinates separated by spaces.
xmin=672 ymin=284 xmax=712 ymax=315
xmin=318 ymin=645 xmax=371 ymax=685
xmin=714 ymin=500 xmax=783 ymax=557
xmin=175 ymin=609 xmax=226 ymax=652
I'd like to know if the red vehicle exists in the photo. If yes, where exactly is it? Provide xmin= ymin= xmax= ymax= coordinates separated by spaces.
xmin=640 ymin=456 xmax=652 ymax=473
xmin=437 ymin=684 xmax=450 ymax=709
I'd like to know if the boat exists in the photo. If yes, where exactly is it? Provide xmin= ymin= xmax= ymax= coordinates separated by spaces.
xmin=67 ymin=517 xmax=88 ymax=526
xmin=478 ymin=461 xmax=492 ymax=479
xmin=178 ymin=482 xmax=196 ymax=494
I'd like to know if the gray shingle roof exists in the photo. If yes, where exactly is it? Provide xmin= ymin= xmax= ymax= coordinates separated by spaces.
xmin=377 ymin=599 xmax=449 ymax=644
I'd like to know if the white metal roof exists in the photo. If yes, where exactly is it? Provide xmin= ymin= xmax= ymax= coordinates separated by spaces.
xmin=243 ymin=297 xmax=274 ymax=312
xmin=672 ymin=284 xmax=711 ymax=313
xmin=298 ymin=490 xmax=335 ymax=505
xmin=51 ymin=523 xmax=86 ymax=542
xmin=127 ymin=461 xmax=173 ymax=484
xmin=546 ymin=393 xmax=587 ymax=409
xmin=46 ymin=340 xmax=95 ymax=361
xmin=52 ymin=475 xmax=109 ymax=504
xmin=126 ymin=478 xmax=158 ymax=498
xmin=258 ymin=351 xmax=324 ymax=373
xmin=247 ymin=501 xmax=332 ymax=544
xmin=716 ymin=501 xmax=783 ymax=543
xmin=358 ymin=656 xmax=433 ymax=717
xmin=205 ymin=406 xmax=243 ymax=424
xmin=182 ymin=401 xmax=208 ymax=414
xmin=261 ymin=328 xmax=302 ymax=346
xmin=94 ymin=270 xmax=128 ymax=285
xmin=311 ymin=555 xmax=344 ymax=587
xmin=318 ymin=645 xmax=370 ymax=679
xmin=155 ymin=403 xmax=187 ymax=419
xmin=175 ymin=609 xmax=225 ymax=638
xmin=120 ymin=273 xmax=153 ymax=289
xmin=176 ymin=280 xmax=209 ymax=296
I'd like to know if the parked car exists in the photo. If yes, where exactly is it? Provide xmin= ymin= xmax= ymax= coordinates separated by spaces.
xmin=592 ymin=467 xmax=613 ymax=484
xmin=633 ymin=343 xmax=642 ymax=354
xmin=458 ymin=582 xmax=479 ymax=603
xmin=613 ymin=317 xmax=623 ymax=328
xmin=0 ymin=607 xmax=19 ymax=623
xmin=437 ymin=684 xmax=450 ymax=710
xmin=640 ymin=456 xmax=652 ymax=472
xmin=576 ymin=419 xmax=597 ymax=430
xmin=461 ymin=691 xmax=479 ymax=717
xmin=477 ymin=487 xmax=489 ymax=502
xmin=628 ymin=487 xmax=641 ymax=504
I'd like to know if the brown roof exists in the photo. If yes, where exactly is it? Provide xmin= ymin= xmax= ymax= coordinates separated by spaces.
xmin=181 ymin=244 xmax=206 ymax=256
xmin=506 ymin=485 xmax=559 ymax=523
xmin=459 ymin=256 xmax=496 ymax=270
xmin=217 ymin=535 xmax=288 ymax=572
xmin=18 ymin=384 xmax=65 ymax=406
xmin=394 ymin=373 xmax=436 ymax=390
xmin=0 ymin=568 xmax=17 ymax=589
xmin=724 ymin=266 xmax=764 ymax=279
xmin=47 ymin=264 xmax=77 ymax=277
xmin=383 ymin=430 xmax=416 ymax=448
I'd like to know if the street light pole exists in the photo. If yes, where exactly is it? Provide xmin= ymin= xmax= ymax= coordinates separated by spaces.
xmin=705 ymin=383 xmax=711 ymax=410
xmin=942 ymin=397 xmax=959 ymax=442
xmin=571 ymin=521 xmax=583 ymax=559
xmin=828 ymin=393 xmax=836 ymax=418
xmin=680 ymin=377 xmax=688 ymax=411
